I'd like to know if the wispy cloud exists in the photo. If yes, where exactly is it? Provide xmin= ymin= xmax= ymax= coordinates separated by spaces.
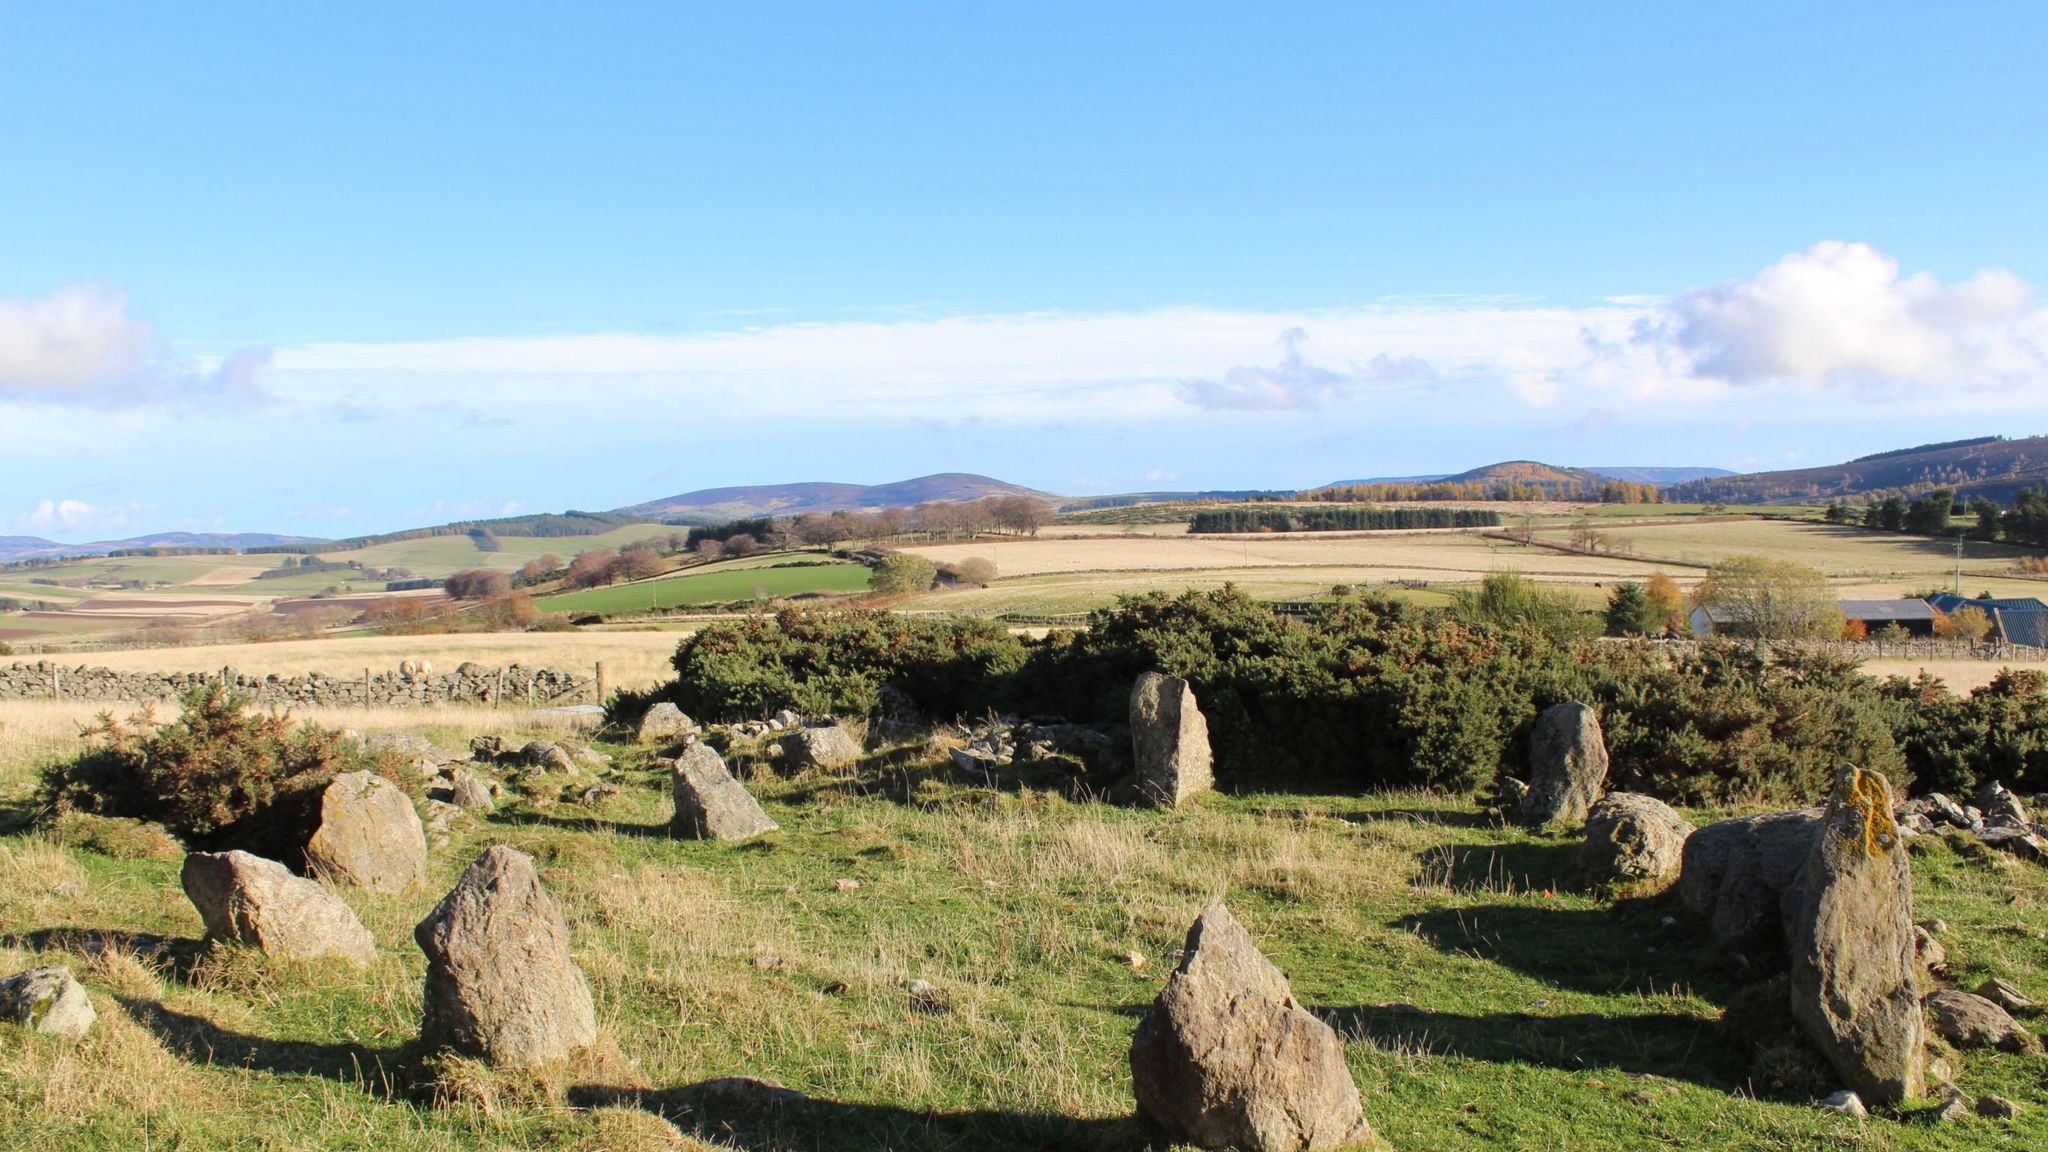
xmin=16 ymin=498 xmax=157 ymax=535
xmin=1178 ymin=328 xmax=1347 ymax=411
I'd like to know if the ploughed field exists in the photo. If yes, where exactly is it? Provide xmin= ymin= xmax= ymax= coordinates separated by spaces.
xmin=2 ymin=700 xmax=2044 ymax=1150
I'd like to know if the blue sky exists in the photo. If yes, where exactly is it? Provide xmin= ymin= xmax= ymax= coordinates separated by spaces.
xmin=3 ymin=3 xmax=2046 ymax=539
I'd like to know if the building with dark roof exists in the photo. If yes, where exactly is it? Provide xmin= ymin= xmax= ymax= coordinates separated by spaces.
xmin=1927 ymin=593 xmax=2048 ymax=647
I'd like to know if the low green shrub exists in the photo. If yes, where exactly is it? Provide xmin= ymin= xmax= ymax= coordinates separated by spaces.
xmin=38 ymin=681 xmax=372 ymax=851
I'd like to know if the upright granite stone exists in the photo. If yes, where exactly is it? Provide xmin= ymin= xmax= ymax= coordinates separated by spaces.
xmin=637 ymin=702 xmax=696 ymax=743
xmin=671 ymin=740 xmax=778 ymax=841
xmin=1130 ymin=672 xmax=1213 ymax=808
xmin=1679 ymin=808 xmax=1824 ymax=955
xmin=304 ymin=771 xmax=427 ymax=893
xmin=415 ymin=845 xmax=597 ymax=1068
xmin=778 ymin=724 xmax=863 ymax=772
xmin=1130 ymin=903 xmax=1376 ymax=1151
xmin=181 ymin=850 xmax=377 ymax=966
xmin=0 ymin=966 xmax=96 ymax=1039
xmin=1519 ymin=701 xmax=1609 ymax=828
xmin=1790 ymin=767 xmax=1923 ymax=1105
xmin=1578 ymin=792 xmax=1695 ymax=890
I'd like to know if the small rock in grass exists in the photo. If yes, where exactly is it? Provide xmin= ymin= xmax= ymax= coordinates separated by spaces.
xmin=834 ymin=878 xmax=860 ymax=891
xmin=1925 ymin=989 xmax=2042 ymax=1054
xmin=0 ymin=966 xmax=95 ymax=1038
xmin=1930 ymin=1083 xmax=1969 ymax=1124
xmin=1977 ymin=1094 xmax=2019 ymax=1119
xmin=1123 ymin=949 xmax=1148 ymax=972
xmin=1976 ymin=977 xmax=2034 ymax=1013
xmin=1818 ymin=1090 xmax=1867 ymax=1118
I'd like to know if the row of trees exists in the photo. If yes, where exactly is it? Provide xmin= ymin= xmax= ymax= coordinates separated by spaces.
xmin=1824 ymin=486 xmax=2048 ymax=548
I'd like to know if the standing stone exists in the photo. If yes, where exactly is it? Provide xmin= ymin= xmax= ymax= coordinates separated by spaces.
xmin=671 ymin=740 xmax=778 ymax=841
xmin=414 ymin=845 xmax=597 ymax=1068
xmin=1678 ymin=808 xmax=1823 ymax=954
xmin=637 ymin=702 xmax=695 ymax=743
xmin=1789 ymin=767 xmax=1923 ymax=1105
xmin=1578 ymin=792 xmax=1695 ymax=890
xmin=1519 ymin=701 xmax=1609 ymax=828
xmin=304 ymin=771 xmax=428 ymax=893
xmin=181 ymin=850 xmax=377 ymax=966
xmin=0 ymin=966 xmax=96 ymax=1038
xmin=1130 ymin=903 xmax=1376 ymax=1151
xmin=1130 ymin=673 xmax=1213 ymax=809
xmin=778 ymin=724 xmax=863 ymax=772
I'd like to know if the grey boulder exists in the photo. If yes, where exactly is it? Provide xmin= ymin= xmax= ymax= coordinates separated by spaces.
xmin=181 ymin=850 xmax=377 ymax=966
xmin=415 ymin=845 xmax=597 ymax=1068
xmin=304 ymin=771 xmax=427 ymax=893
xmin=637 ymin=702 xmax=696 ymax=743
xmin=0 ymin=966 xmax=95 ymax=1038
xmin=1578 ymin=792 xmax=1695 ymax=890
xmin=1679 ymin=807 xmax=1823 ymax=955
xmin=778 ymin=724 xmax=863 ymax=772
xmin=671 ymin=741 xmax=778 ymax=841
xmin=1129 ymin=672 xmax=1214 ymax=809
xmin=1519 ymin=701 xmax=1608 ymax=829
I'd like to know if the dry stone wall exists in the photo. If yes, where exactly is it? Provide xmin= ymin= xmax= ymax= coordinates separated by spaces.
xmin=0 ymin=660 xmax=592 ymax=708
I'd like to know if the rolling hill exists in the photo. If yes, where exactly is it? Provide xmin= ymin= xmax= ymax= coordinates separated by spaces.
xmin=1666 ymin=436 xmax=2048 ymax=504
xmin=1323 ymin=464 xmax=1733 ymax=488
xmin=619 ymin=472 xmax=1056 ymax=522
xmin=0 ymin=532 xmax=323 ymax=563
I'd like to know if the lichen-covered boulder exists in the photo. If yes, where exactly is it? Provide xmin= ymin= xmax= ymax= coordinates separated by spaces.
xmin=1130 ymin=903 xmax=1377 ymax=1151
xmin=415 ymin=845 xmax=597 ymax=1067
xmin=1679 ymin=807 xmax=1823 ymax=955
xmin=1789 ymin=767 xmax=1923 ymax=1105
xmin=637 ymin=702 xmax=696 ymax=743
xmin=1578 ymin=792 xmax=1695 ymax=890
xmin=447 ymin=768 xmax=497 ymax=812
xmin=304 ymin=771 xmax=427 ymax=893
xmin=1925 ymin=990 xmax=2043 ymax=1054
xmin=1130 ymin=673 xmax=1213 ymax=809
xmin=671 ymin=740 xmax=778 ymax=841
xmin=0 ymin=966 xmax=95 ymax=1038
xmin=1519 ymin=701 xmax=1608 ymax=828
xmin=181 ymin=850 xmax=376 ymax=966
xmin=778 ymin=724 xmax=863 ymax=772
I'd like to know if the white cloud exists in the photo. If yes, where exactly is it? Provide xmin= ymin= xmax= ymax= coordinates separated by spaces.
xmin=1178 ymin=328 xmax=1347 ymax=411
xmin=17 ymin=498 xmax=154 ymax=535
xmin=1636 ymin=241 xmax=2046 ymax=389
xmin=0 ymin=285 xmax=273 ymax=406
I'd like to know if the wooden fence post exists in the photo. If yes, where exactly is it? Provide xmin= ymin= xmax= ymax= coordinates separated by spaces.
xmin=595 ymin=661 xmax=607 ymax=705
xmin=494 ymin=666 xmax=504 ymax=708
xmin=52 ymin=668 xmax=61 ymax=701
xmin=364 ymin=668 xmax=372 ymax=709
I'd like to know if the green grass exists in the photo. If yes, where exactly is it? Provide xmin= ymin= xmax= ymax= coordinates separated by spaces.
xmin=319 ymin=527 xmax=684 ymax=580
xmin=536 ymin=563 xmax=872 ymax=614
xmin=3 ymin=708 xmax=2043 ymax=1151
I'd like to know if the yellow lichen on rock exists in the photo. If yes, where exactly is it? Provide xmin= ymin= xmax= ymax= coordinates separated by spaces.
xmin=1839 ymin=766 xmax=1898 ymax=857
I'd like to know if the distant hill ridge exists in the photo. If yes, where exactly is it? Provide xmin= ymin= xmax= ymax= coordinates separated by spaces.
xmin=619 ymin=472 xmax=1054 ymax=522
xmin=0 ymin=532 xmax=321 ymax=564
xmin=1323 ymin=464 xmax=1733 ymax=487
xmin=1667 ymin=435 xmax=2048 ymax=504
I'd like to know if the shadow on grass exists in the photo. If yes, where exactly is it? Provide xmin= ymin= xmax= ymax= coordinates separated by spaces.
xmin=1395 ymin=901 xmax=1725 ymax=1000
xmin=1410 ymin=840 xmax=1583 ymax=895
xmin=119 ymin=997 xmax=408 ymax=1096
xmin=572 ymin=1080 xmax=1145 ymax=1152
xmin=3 ymin=927 xmax=204 ymax=977
xmin=1333 ymin=1002 xmax=1740 ymax=1089
xmin=485 ymin=811 xmax=673 ymax=839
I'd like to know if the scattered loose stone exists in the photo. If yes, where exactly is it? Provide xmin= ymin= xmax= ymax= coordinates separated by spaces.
xmin=636 ymin=701 xmax=695 ymax=743
xmin=520 ymin=740 xmax=579 ymax=775
xmin=1130 ymin=902 xmax=1377 ymax=1151
xmin=1817 ymin=1090 xmax=1867 ymax=1119
xmin=1789 ymin=767 xmax=1923 ymax=1105
xmin=1123 ymin=950 xmax=1149 ymax=972
xmin=1925 ymin=990 xmax=2043 ymax=1054
xmin=905 ymin=979 xmax=945 ymax=1013
xmin=181 ymin=850 xmax=376 ymax=966
xmin=834 ymin=878 xmax=860 ymax=891
xmin=1519 ymin=700 xmax=1609 ymax=829
xmin=1930 ymin=1083 xmax=1970 ymax=1124
xmin=750 ymin=955 xmax=786 ymax=971
xmin=671 ymin=741 xmax=778 ymax=841
xmin=448 ymin=769 xmax=497 ymax=812
xmin=1129 ymin=672 xmax=1213 ymax=809
xmin=1679 ymin=808 xmax=1823 ymax=954
xmin=304 ymin=771 xmax=428 ymax=893
xmin=414 ymin=845 xmax=597 ymax=1068
xmin=1976 ymin=977 xmax=2034 ymax=1013
xmin=1577 ymin=792 xmax=1694 ymax=890
xmin=0 ymin=966 xmax=95 ymax=1038
xmin=1977 ymin=1094 xmax=2019 ymax=1119
xmin=577 ymin=783 xmax=621 ymax=806
xmin=1913 ymin=925 xmax=1947 ymax=970
xmin=779 ymin=723 xmax=863 ymax=772
xmin=694 ymin=1075 xmax=808 ymax=1107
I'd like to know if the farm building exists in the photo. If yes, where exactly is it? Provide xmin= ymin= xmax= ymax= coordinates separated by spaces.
xmin=1689 ymin=598 xmax=1939 ymax=638
xmin=1927 ymin=593 xmax=2048 ymax=648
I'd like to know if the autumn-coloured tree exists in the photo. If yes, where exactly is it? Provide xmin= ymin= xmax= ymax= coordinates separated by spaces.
xmin=1934 ymin=604 xmax=1993 ymax=642
xmin=1644 ymin=572 xmax=1687 ymax=634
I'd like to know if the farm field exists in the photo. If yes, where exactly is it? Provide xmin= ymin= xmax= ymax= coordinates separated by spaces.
xmin=1 ymin=698 xmax=2043 ymax=1150
xmin=316 ymin=526 xmax=682 ymax=580
xmin=537 ymin=562 xmax=872 ymax=615
xmin=61 ymin=632 xmax=691 ymax=692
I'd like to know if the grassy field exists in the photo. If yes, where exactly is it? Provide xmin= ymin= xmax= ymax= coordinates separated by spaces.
xmin=318 ymin=527 xmax=683 ymax=580
xmin=61 ymin=632 xmax=691 ymax=692
xmin=536 ymin=563 xmax=872 ymax=615
xmin=1 ymin=697 xmax=2043 ymax=1150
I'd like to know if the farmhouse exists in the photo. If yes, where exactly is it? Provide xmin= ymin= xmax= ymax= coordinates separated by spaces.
xmin=1689 ymin=598 xmax=1939 ymax=638
xmin=1927 ymin=593 xmax=2048 ymax=648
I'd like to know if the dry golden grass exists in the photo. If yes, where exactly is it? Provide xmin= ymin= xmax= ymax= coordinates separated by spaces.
xmin=65 ymin=631 xmax=690 ymax=690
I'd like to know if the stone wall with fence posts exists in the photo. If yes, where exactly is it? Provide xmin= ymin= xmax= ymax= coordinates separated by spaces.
xmin=0 ymin=660 xmax=601 ymax=709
